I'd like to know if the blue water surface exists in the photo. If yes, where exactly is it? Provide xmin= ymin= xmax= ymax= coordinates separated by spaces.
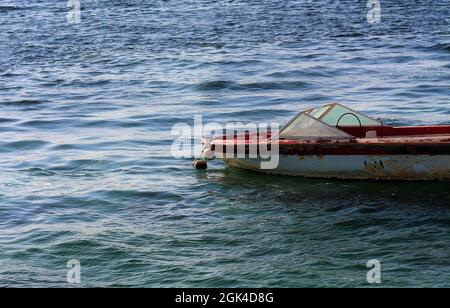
xmin=0 ymin=0 xmax=450 ymax=287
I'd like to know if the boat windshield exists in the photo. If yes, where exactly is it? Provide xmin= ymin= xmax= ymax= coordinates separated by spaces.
xmin=280 ymin=103 xmax=381 ymax=139
xmin=280 ymin=113 xmax=353 ymax=139
xmin=307 ymin=103 xmax=382 ymax=127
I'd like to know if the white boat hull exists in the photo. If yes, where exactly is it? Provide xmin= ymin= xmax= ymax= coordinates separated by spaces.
xmin=223 ymin=155 xmax=450 ymax=180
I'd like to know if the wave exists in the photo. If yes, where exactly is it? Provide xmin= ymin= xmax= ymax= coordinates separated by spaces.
xmin=193 ymin=80 xmax=235 ymax=91
xmin=1 ymin=140 xmax=50 ymax=151
xmin=20 ymin=168 xmax=56 ymax=177
xmin=0 ymin=6 xmax=24 ymax=12
xmin=93 ymin=189 xmax=184 ymax=202
xmin=194 ymin=80 xmax=311 ymax=91
xmin=1 ymin=100 xmax=46 ymax=106
xmin=0 ymin=118 xmax=16 ymax=124
xmin=266 ymin=69 xmax=331 ymax=78
xmin=424 ymin=42 xmax=450 ymax=53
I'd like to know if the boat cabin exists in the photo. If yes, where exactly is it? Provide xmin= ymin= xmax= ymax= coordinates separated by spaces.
xmin=280 ymin=103 xmax=450 ymax=139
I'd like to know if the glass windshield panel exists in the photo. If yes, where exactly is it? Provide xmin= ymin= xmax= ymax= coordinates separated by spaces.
xmin=321 ymin=104 xmax=381 ymax=126
xmin=280 ymin=113 xmax=353 ymax=139
xmin=311 ymin=105 xmax=331 ymax=119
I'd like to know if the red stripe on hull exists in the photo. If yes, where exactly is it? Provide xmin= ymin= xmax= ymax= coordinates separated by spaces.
xmin=211 ymin=136 xmax=450 ymax=156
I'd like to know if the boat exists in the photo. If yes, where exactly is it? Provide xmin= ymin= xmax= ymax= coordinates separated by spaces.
xmin=194 ymin=103 xmax=450 ymax=180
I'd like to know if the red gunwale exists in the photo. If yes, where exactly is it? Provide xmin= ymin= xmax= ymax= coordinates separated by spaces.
xmin=209 ymin=125 xmax=450 ymax=156
xmin=338 ymin=125 xmax=450 ymax=138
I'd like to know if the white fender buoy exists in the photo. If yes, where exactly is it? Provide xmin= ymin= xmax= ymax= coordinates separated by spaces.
xmin=203 ymin=149 xmax=215 ymax=160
